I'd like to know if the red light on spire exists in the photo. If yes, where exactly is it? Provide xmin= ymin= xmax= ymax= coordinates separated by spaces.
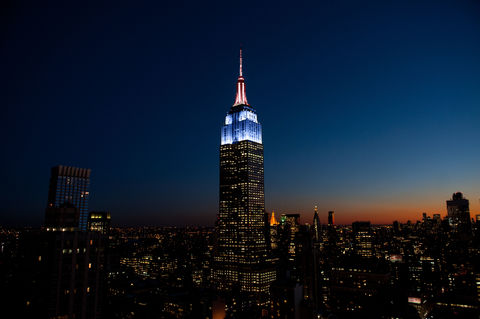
xmin=233 ymin=48 xmax=249 ymax=106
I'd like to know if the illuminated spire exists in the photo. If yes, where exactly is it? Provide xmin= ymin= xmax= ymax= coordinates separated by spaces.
xmin=270 ymin=210 xmax=279 ymax=226
xmin=233 ymin=48 xmax=249 ymax=106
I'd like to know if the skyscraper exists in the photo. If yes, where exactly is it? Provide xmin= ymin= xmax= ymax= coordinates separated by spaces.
xmin=270 ymin=210 xmax=279 ymax=226
xmin=352 ymin=221 xmax=373 ymax=258
xmin=313 ymin=206 xmax=320 ymax=242
xmin=446 ymin=192 xmax=471 ymax=237
xmin=47 ymin=165 xmax=91 ymax=230
xmin=12 ymin=166 xmax=103 ymax=319
xmin=328 ymin=211 xmax=335 ymax=226
xmin=212 ymin=50 xmax=275 ymax=309
xmin=269 ymin=211 xmax=280 ymax=250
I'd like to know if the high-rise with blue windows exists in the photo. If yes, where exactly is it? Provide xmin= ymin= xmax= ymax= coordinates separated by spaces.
xmin=46 ymin=165 xmax=91 ymax=230
xmin=213 ymin=50 xmax=275 ymax=310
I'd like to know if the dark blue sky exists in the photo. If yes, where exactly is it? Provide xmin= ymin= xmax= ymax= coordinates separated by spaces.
xmin=2 ymin=0 xmax=480 ymax=226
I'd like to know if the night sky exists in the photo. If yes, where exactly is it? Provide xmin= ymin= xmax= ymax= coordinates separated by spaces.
xmin=2 ymin=1 xmax=480 ymax=226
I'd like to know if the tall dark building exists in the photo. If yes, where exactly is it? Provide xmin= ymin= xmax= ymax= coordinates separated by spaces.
xmin=6 ymin=166 xmax=103 ymax=319
xmin=16 ymin=231 xmax=105 ymax=319
xmin=446 ymin=192 xmax=471 ymax=235
xmin=352 ymin=221 xmax=373 ymax=258
xmin=313 ymin=206 xmax=320 ymax=242
xmin=328 ymin=211 xmax=335 ymax=226
xmin=212 ymin=50 xmax=275 ymax=309
xmin=47 ymin=165 xmax=91 ymax=230
xmin=270 ymin=211 xmax=280 ymax=250
xmin=45 ymin=203 xmax=80 ymax=230
xmin=283 ymin=214 xmax=300 ymax=261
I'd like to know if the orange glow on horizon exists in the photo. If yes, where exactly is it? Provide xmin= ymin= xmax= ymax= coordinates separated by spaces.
xmin=277 ymin=199 xmax=480 ymax=225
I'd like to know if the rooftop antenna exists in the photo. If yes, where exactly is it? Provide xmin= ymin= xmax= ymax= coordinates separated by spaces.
xmin=239 ymin=46 xmax=243 ymax=77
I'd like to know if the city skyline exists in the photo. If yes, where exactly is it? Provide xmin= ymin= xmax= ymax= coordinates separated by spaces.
xmin=3 ymin=1 xmax=480 ymax=226
xmin=2 ymin=3 xmax=480 ymax=318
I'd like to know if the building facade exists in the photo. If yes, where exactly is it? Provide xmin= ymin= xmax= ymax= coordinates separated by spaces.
xmin=312 ymin=207 xmax=319 ymax=242
xmin=16 ymin=230 xmax=105 ymax=319
xmin=212 ymin=50 xmax=275 ymax=309
xmin=328 ymin=211 xmax=335 ymax=227
xmin=47 ymin=165 xmax=91 ymax=230
xmin=352 ymin=221 xmax=373 ymax=258
xmin=446 ymin=192 xmax=471 ymax=237
xmin=88 ymin=211 xmax=111 ymax=235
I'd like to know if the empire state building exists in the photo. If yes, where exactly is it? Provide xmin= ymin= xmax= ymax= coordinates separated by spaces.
xmin=212 ymin=50 xmax=276 ymax=308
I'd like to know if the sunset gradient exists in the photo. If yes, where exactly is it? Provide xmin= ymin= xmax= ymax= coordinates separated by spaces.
xmin=2 ymin=1 xmax=480 ymax=226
